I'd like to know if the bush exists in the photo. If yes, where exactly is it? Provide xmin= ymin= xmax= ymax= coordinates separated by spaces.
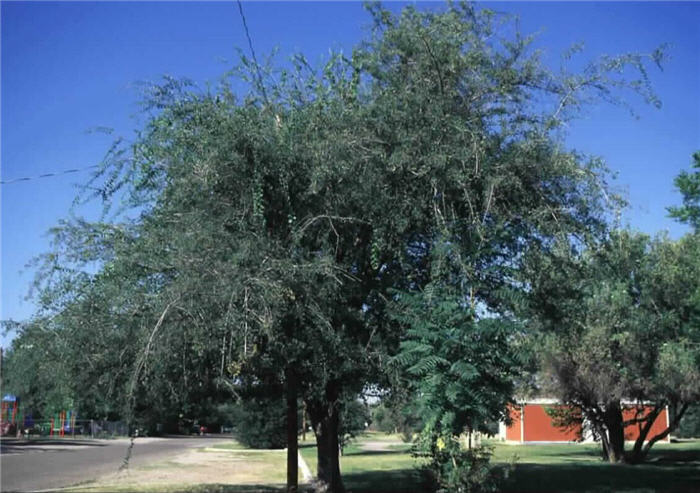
xmin=677 ymin=405 xmax=700 ymax=438
xmin=231 ymin=396 xmax=288 ymax=449
xmin=415 ymin=430 xmax=505 ymax=493
xmin=340 ymin=398 xmax=371 ymax=448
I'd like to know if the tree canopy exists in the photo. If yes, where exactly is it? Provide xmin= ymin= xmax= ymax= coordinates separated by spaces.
xmin=668 ymin=151 xmax=700 ymax=232
xmin=522 ymin=230 xmax=700 ymax=463
xmin=2 ymin=2 xmax=675 ymax=492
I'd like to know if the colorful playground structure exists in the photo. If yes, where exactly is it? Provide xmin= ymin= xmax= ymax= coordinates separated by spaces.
xmin=49 ymin=409 xmax=77 ymax=437
xmin=1 ymin=394 xmax=24 ymax=436
xmin=1 ymin=394 xmax=81 ymax=437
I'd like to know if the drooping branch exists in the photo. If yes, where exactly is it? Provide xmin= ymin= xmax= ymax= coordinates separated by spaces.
xmin=120 ymin=298 xmax=177 ymax=472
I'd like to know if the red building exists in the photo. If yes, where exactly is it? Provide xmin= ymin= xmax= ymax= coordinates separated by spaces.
xmin=499 ymin=399 xmax=670 ymax=444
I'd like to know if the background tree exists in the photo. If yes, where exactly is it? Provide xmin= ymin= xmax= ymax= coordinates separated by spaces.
xmin=668 ymin=151 xmax=700 ymax=231
xmin=370 ymin=391 xmax=424 ymax=441
xmin=2 ymin=320 xmax=74 ymax=421
xmin=666 ymin=149 xmax=700 ymax=439
xmin=523 ymin=231 xmax=700 ymax=463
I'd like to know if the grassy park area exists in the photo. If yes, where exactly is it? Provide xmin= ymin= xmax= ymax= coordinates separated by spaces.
xmin=298 ymin=433 xmax=425 ymax=493
xmin=65 ymin=433 xmax=700 ymax=493
xmin=492 ymin=440 xmax=700 ymax=493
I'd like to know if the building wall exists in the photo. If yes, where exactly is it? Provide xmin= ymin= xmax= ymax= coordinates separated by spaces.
xmin=501 ymin=402 xmax=670 ymax=444
xmin=623 ymin=406 xmax=670 ymax=442
xmin=522 ymin=404 xmax=582 ymax=442
xmin=505 ymin=404 xmax=522 ymax=442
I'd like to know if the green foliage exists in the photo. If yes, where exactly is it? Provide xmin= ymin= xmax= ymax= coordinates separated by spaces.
xmin=2 ymin=320 xmax=74 ymax=419
xmin=522 ymin=230 xmax=700 ymax=462
xmin=391 ymin=268 xmax=518 ymax=491
xmin=668 ymin=151 xmax=700 ymax=231
xmin=9 ymin=1 xmax=668 ymax=489
xmin=677 ymin=405 xmax=700 ymax=438
xmin=231 ymin=396 xmax=288 ymax=449
xmin=416 ymin=432 xmax=505 ymax=493
xmin=370 ymin=399 xmax=423 ymax=441
xmin=392 ymin=283 xmax=518 ymax=439
xmin=339 ymin=398 xmax=372 ymax=449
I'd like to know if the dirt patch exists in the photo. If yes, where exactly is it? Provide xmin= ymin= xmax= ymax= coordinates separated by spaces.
xmin=70 ymin=446 xmax=288 ymax=491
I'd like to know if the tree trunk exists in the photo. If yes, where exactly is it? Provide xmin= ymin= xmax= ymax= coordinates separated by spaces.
xmin=302 ymin=401 xmax=307 ymax=442
xmin=628 ymin=402 xmax=689 ymax=464
xmin=603 ymin=402 xmax=625 ymax=463
xmin=627 ymin=405 xmax=661 ymax=464
xmin=307 ymin=384 xmax=345 ymax=493
xmin=286 ymin=367 xmax=298 ymax=493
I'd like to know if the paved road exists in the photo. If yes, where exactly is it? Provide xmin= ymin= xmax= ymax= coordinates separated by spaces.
xmin=0 ymin=435 xmax=231 ymax=492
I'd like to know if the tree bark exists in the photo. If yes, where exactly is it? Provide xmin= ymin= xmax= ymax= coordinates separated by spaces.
xmin=307 ymin=383 xmax=345 ymax=493
xmin=286 ymin=367 xmax=298 ymax=493
xmin=302 ymin=401 xmax=307 ymax=442
xmin=633 ymin=402 xmax=689 ymax=464
xmin=603 ymin=402 xmax=625 ymax=463
xmin=627 ymin=405 xmax=661 ymax=464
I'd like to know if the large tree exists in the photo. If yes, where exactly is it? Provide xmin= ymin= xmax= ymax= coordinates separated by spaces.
xmin=8 ymin=2 xmax=667 ymax=491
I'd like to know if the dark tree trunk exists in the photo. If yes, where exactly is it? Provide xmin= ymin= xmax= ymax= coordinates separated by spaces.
xmin=603 ymin=402 xmax=625 ymax=463
xmin=628 ymin=402 xmax=689 ymax=464
xmin=307 ymin=383 xmax=345 ymax=493
xmin=627 ymin=405 xmax=661 ymax=464
xmin=286 ymin=367 xmax=298 ymax=493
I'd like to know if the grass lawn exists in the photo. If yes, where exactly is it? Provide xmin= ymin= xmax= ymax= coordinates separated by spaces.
xmin=64 ymin=434 xmax=700 ymax=493
xmin=490 ymin=439 xmax=700 ymax=493
xmin=299 ymin=431 xmax=426 ymax=493
xmin=300 ymin=434 xmax=700 ymax=493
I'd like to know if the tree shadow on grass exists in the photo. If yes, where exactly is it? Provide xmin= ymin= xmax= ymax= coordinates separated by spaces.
xmin=343 ymin=449 xmax=411 ymax=457
xmin=646 ymin=446 xmax=700 ymax=465
xmin=498 ymin=461 xmax=700 ymax=493
xmin=142 ymin=484 xmax=286 ymax=493
xmin=342 ymin=468 xmax=429 ymax=493
xmin=507 ymin=447 xmax=602 ymax=460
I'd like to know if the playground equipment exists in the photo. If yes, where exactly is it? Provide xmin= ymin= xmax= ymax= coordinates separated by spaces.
xmin=1 ymin=394 xmax=20 ymax=436
xmin=50 ymin=410 xmax=77 ymax=437
xmin=1 ymin=396 xmax=81 ymax=438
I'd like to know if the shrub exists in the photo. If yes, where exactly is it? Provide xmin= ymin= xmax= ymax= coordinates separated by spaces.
xmin=231 ymin=396 xmax=288 ymax=449
xmin=677 ymin=405 xmax=700 ymax=438
xmin=415 ymin=430 xmax=505 ymax=493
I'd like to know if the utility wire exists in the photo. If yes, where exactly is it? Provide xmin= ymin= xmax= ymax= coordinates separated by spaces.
xmin=0 ymin=164 xmax=100 ymax=185
xmin=4 ymin=4 xmax=260 ymax=186
xmin=236 ymin=0 xmax=268 ymax=105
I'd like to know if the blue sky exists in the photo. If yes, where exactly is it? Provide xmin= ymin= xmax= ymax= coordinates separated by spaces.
xmin=2 ymin=1 xmax=699 ymax=346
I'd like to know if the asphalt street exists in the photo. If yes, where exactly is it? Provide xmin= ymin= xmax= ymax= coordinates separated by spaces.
xmin=0 ymin=435 xmax=230 ymax=492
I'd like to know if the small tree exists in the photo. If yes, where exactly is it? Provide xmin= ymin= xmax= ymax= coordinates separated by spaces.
xmin=393 ymin=284 xmax=517 ymax=491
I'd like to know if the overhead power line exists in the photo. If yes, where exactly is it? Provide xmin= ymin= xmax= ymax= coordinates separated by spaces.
xmin=0 ymin=165 xmax=100 ymax=185
xmin=4 ymin=3 xmax=259 ymax=188
xmin=236 ymin=0 xmax=268 ymax=105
